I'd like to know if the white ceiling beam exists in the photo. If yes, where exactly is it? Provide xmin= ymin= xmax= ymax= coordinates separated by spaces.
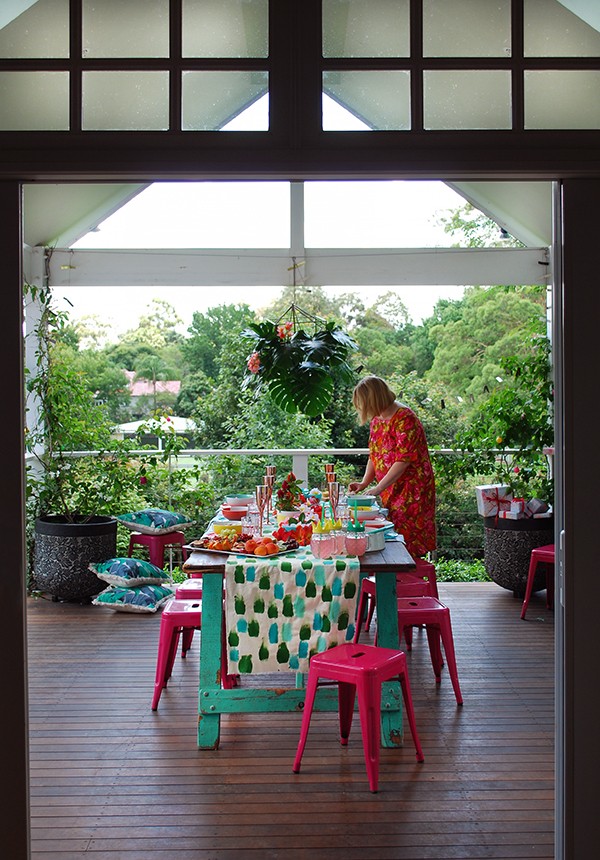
xmin=44 ymin=246 xmax=549 ymax=288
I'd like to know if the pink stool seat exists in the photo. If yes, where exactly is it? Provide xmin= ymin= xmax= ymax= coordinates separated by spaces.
xmin=128 ymin=531 xmax=188 ymax=570
xmin=394 ymin=597 xmax=463 ymax=705
xmin=293 ymin=643 xmax=424 ymax=792
xmin=521 ymin=543 xmax=555 ymax=620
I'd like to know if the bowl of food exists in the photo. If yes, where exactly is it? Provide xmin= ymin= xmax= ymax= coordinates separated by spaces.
xmin=225 ymin=493 xmax=255 ymax=507
xmin=221 ymin=505 xmax=248 ymax=521
xmin=347 ymin=494 xmax=377 ymax=506
xmin=213 ymin=521 xmax=242 ymax=535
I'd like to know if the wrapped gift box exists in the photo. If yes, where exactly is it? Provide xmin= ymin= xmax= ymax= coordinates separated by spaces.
xmin=498 ymin=510 xmax=526 ymax=520
xmin=475 ymin=484 xmax=513 ymax=517
xmin=526 ymin=498 xmax=550 ymax=516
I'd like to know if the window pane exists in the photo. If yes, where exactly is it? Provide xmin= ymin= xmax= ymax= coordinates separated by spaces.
xmin=83 ymin=0 xmax=169 ymax=58
xmin=0 ymin=0 xmax=69 ymax=58
xmin=183 ymin=0 xmax=268 ymax=58
xmin=322 ymin=0 xmax=409 ymax=58
xmin=82 ymin=72 xmax=169 ymax=130
xmin=182 ymin=71 xmax=268 ymax=130
xmin=0 ymin=71 xmax=69 ymax=130
xmin=424 ymin=70 xmax=511 ymax=129
xmin=525 ymin=70 xmax=600 ymax=129
xmin=323 ymin=71 xmax=410 ymax=130
xmin=423 ymin=0 xmax=511 ymax=57
xmin=524 ymin=0 xmax=600 ymax=57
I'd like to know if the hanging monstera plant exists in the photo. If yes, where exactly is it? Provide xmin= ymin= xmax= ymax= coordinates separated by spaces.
xmin=241 ymin=305 xmax=359 ymax=417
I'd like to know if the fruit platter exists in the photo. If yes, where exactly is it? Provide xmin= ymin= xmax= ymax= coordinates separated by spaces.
xmin=187 ymin=530 xmax=300 ymax=557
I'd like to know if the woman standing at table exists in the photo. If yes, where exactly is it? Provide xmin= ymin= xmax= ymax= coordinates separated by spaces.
xmin=349 ymin=375 xmax=436 ymax=558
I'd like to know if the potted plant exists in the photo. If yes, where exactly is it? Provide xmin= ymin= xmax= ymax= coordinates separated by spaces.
xmin=241 ymin=304 xmax=359 ymax=416
xmin=25 ymin=284 xmax=143 ymax=602
xmin=452 ymin=333 xmax=554 ymax=596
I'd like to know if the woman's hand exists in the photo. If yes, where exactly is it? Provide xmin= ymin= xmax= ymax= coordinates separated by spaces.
xmin=348 ymin=481 xmax=365 ymax=493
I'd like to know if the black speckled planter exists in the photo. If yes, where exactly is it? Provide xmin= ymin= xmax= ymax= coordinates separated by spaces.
xmin=34 ymin=515 xmax=117 ymax=603
xmin=483 ymin=516 xmax=554 ymax=598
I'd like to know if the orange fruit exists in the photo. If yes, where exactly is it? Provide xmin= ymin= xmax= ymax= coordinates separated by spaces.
xmin=254 ymin=545 xmax=268 ymax=555
xmin=265 ymin=542 xmax=278 ymax=555
xmin=244 ymin=539 xmax=258 ymax=553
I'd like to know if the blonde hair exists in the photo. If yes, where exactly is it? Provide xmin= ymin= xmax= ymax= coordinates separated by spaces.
xmin=352 ymin=376 xmax=396 ymax=425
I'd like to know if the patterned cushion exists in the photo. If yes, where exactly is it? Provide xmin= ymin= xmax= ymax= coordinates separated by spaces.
xmin=116 ymin=508 xmax=193 ymax=535
xmin=90 ymin=557 xmax=170 ymax=587
xmin=92 ymin=584 xmax=174 ymax=613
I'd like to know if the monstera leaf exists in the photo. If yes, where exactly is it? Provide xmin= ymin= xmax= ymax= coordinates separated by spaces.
xmin=242 ymin=317 xmax=358 ymax=416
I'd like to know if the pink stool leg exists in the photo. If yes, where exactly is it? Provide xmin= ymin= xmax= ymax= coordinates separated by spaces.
xmin=438 ymin=617 xmax=463 ymax=705
xmin=292 ymin=670 xmax=320 ymax=774
xmin=181 ymin=628 xmax=195 ymax=657
xmin=152 ymin=615 xmax=177 ymax=710
xmin=356 ymin=673 xmax=382 ymax=792
xmin=397 ymin=663 xmax=425 ymax=763
xmin=337 ymin=681 xmax=357 ymax=745
xmin=425 ymin=624 xmax=444 ymax=680
xmin=521 ymin=553 xmax=539 ymax=619
xmin=147 ymin=536 xmax=166 ymax=569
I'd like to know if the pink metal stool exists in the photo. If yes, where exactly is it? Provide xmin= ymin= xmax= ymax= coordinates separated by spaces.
xmin=175 ymin=578 xmax=203 ymax=656
xmin=395 ymin=597 xmax=463 ymax=705
xmin=128 ymin=530 xmax=188 ymax=569
xmin=152 ymin=598 xmax=202 ymax=711
xmin=521 ymin=543 xmax=555 ymax=620
xmin=292 ymin=643 xmax=424 ymax=792
xmin=151 ymin=597 xmax=236 ymax=711
xmin=356 ymin=558 xmax=439 ymax=638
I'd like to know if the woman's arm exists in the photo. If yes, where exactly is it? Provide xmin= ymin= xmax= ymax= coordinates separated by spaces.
xmin=371 ymin=460 xmax=410 ymax=496
xmin=348 ymin=458 xmax=376 ymax=493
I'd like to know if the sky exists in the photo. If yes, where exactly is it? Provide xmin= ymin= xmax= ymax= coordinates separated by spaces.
xmin=57 ymin=178 xmax=467 ymax=338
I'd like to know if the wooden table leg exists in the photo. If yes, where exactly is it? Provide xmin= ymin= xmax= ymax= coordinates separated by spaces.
xmin=197 ymin=572 xmax=224 ymax=749
xmin=375 ymin=569 xmax=404 ymax=748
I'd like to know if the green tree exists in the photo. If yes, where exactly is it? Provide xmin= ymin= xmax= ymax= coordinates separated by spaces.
xmin=426 ymin=285 xmax=546 ymax=404
xmin=183 ymin=304 xmax=256 ymax=380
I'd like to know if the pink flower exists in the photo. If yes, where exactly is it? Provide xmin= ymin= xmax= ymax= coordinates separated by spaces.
xmin=139 ymin=476 xmax=147 ymax=485
xmin=513 ymin=466 xmax=520 ymax=474
xmin=247 ymin=352 xmax=261 ymax=373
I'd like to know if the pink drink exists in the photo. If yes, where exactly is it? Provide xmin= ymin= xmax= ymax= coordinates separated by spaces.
xmin=310 ymin=534 xmax=336 ymax=559
xmin=345 ymin=533 xmax=368 ymax=556
xmin=335 ymin=530 xmax=346 ymax=555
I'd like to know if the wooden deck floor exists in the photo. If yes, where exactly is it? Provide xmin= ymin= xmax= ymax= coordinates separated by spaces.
xmin=27 ymin=582 xmax=555 ymax=860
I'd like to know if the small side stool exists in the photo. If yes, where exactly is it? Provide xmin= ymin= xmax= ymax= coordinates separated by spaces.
xmin=293 ymin=643 xmax=424 ymax=792
xmin=128 ymin=531 xmax=188 ymax=569
xmin=152 ymin=598 xmax=202 ymax=711
xmin=521 ymin=543 xmax=555 ymax=620
xmin=395 ymin=597 xmax=463 ymax=705
xmin=151 ymin=597 xmax=236 ymax=711
xmin=356 ymin=559 xmax=439 ymax=639
xmin=175 ymin=578 xmax=203 ymax=656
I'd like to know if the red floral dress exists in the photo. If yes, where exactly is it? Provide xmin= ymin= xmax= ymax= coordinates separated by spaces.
xmin=369 ymin=405 xmax=436 ymax=558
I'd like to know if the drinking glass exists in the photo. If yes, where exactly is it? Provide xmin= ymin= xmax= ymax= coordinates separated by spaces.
xmin=328 ymin=481 xmax=340 ymax=521
xmin=345 ymin=532 xmax=368 ymax=556
xmin=310 ymin=532 xmax=336 ymax=559
xmin=266 ymin=464 xmax=277 ymax=477
xmin=264 ymin=473 xmax=275 ymax=523
xmin=255 ymin=484 xmax=268 ymax=536
xmin=324 ymin=463 xmax=335 ymax=474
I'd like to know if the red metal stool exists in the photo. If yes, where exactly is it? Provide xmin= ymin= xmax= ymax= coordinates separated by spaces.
xmin=292 ymin=643 xmax=424 ymax=792
xmin=175 ymin=578 xmax=203 ymax=656
xmin=151 ymin=597 xmax=236 ymax=711
xmin=152 ymin=598 xmax=202 ymax=711
xmin=521 ymin=543 xmax=555 ymax=620
xmin=395 ymin=597 xmax=463 ymax=705
xmin=356 ymin=558 xmax=439 ymax=638
xmin=128 ymin=530 xmax=188 ymax=569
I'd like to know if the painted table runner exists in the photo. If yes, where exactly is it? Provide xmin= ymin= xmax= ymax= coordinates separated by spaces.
xmin=224 ymin=551 xmax=361 ymax=674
